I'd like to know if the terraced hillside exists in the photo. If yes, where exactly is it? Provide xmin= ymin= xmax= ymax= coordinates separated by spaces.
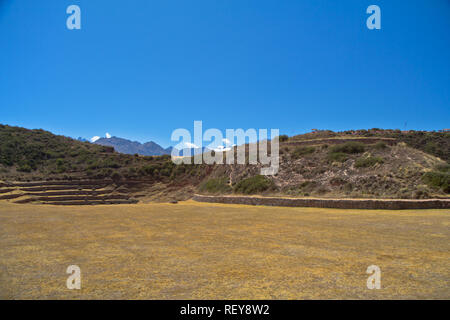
xmin=0 ymin=124 xmax=449 ymax=204
xmin=0 ymin=180 xmax=138 ymax=205
xmin=288 ymin=129 xmax=450 ymax=162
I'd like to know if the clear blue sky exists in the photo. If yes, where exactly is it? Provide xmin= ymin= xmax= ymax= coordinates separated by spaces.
xmin=1 ymin=0 xmax=449 ymax=147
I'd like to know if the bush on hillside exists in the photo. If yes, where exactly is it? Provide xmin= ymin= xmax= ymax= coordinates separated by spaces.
xmin=435 ymin=163 xmax=450 ymax=173
xmin=234 ymin=175 xmax=275 ymax=194
xmin=291 ymin=146 xmax=315 ymax=159
xmin=373 ymin=142 xmax=388 ymax=150
xmin=17 ymin=164 xmax=32 ymax=172
xmin=278 ymin=135 xmax=289 ymax=142
xmin=199 ymin=177 xmax=232 ymax=194
xmin=422 ymin=164 xmax=450 ymax=193
xmin=111 ymin=172 xmax=122 ymax=181
xmin=355 ymin=156 xmax=384 ymax=168
xmin=330 ymin=142 xmax=366 ymax=154
xmin=327 ymin=152 xmax=348 ymax=163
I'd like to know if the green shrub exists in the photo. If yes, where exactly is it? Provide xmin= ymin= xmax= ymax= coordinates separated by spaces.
xmin=17 ymin=164 xmax=32 ymax=172
xmin=160 ymin=168 xmax=171 ymax=177
xmin=424 ymin=142 xmax=438 ymax=155
xmin=422 ymin=171 xmax=450 ymax=193
xmin=292 ymin=146 xmax=315 ymax=159
xmin=199 ymin=177 xmax=232 ymax=194
xmin=298 ymin=180 xmax=318 ymax=193
xmin=355 ymin=156 xmax=384 ymax=168
xmin=373 ymin=142 xmax=387 ymax=150
xmin=102 ymin=158 xmax=121 ymax=168
xmin=56 ymin=165 xmax=68 ymax=173
xmin=330 ymin=142 xmax=365 ymax=154
xmin=234 ymin=175 xmax=275 ymax=194
xmin=140 ymin=164 xmax=158 ymax=175
xmin=87 ymin=161 xmax=101 ymax=170
xmin=413 ymin=189 xmax=430 ymax=199
xmin=111 ymin=172 xmax=122 ymax=181
xmin=327 ymin=152 xmax=348 ymax=163
xmin=128 ymin=167 xmax=137 ymax=175
xmin=435 ymin=163 xmax=450 ymax=173
xmin=278 ymin=135 xmax=289 ymax=142
xmin=300 ymin=181 xmax=312 ymax=188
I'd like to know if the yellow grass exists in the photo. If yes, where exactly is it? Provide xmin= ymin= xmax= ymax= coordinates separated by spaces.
xmin=0 ymin=201 xmax=448 ymax=299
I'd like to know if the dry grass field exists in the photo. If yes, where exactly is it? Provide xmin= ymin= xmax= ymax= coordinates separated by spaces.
xmin=0 ymin=201 xmax=448 ymax=299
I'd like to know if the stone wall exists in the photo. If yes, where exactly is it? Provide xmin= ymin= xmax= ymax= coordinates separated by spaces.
xmin=193 ymin=194 xmax=450 ymax=210
xmin=284 ymin=137 xmax=396 ymax=147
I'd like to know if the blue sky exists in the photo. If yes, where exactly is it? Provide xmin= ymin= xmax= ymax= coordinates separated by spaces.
xmin=0 ymin=0 xmax=449 ymax=147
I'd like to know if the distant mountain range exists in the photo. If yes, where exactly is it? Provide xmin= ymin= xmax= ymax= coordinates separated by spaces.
xmin=76 ymin=136 xmax=212 ymax=157
xmin=92 ymin=136 xmax=173 ymax=156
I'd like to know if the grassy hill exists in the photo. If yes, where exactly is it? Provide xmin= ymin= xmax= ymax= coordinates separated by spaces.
xmin=289 ymin=129 xmax=450 ymax=162
xmin=0 ymin=124 xmax=208 ymax=185
xmin=0 ymin=124 xmax=449 ymax=200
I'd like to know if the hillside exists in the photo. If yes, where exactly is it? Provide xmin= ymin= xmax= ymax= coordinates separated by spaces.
xmin=289 ymin=129 xmax=450 ymax=162
xmin=0 ymin=124 xmax=449 ymax=203
xmin=0 ymin=124 xmax=209 ymax=202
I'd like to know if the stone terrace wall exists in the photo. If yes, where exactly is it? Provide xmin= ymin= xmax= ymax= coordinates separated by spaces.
xmin=284 ymin=137 xmax=396 ymax=147
xmin=193 ymin=195 xmax=450 ymax=210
